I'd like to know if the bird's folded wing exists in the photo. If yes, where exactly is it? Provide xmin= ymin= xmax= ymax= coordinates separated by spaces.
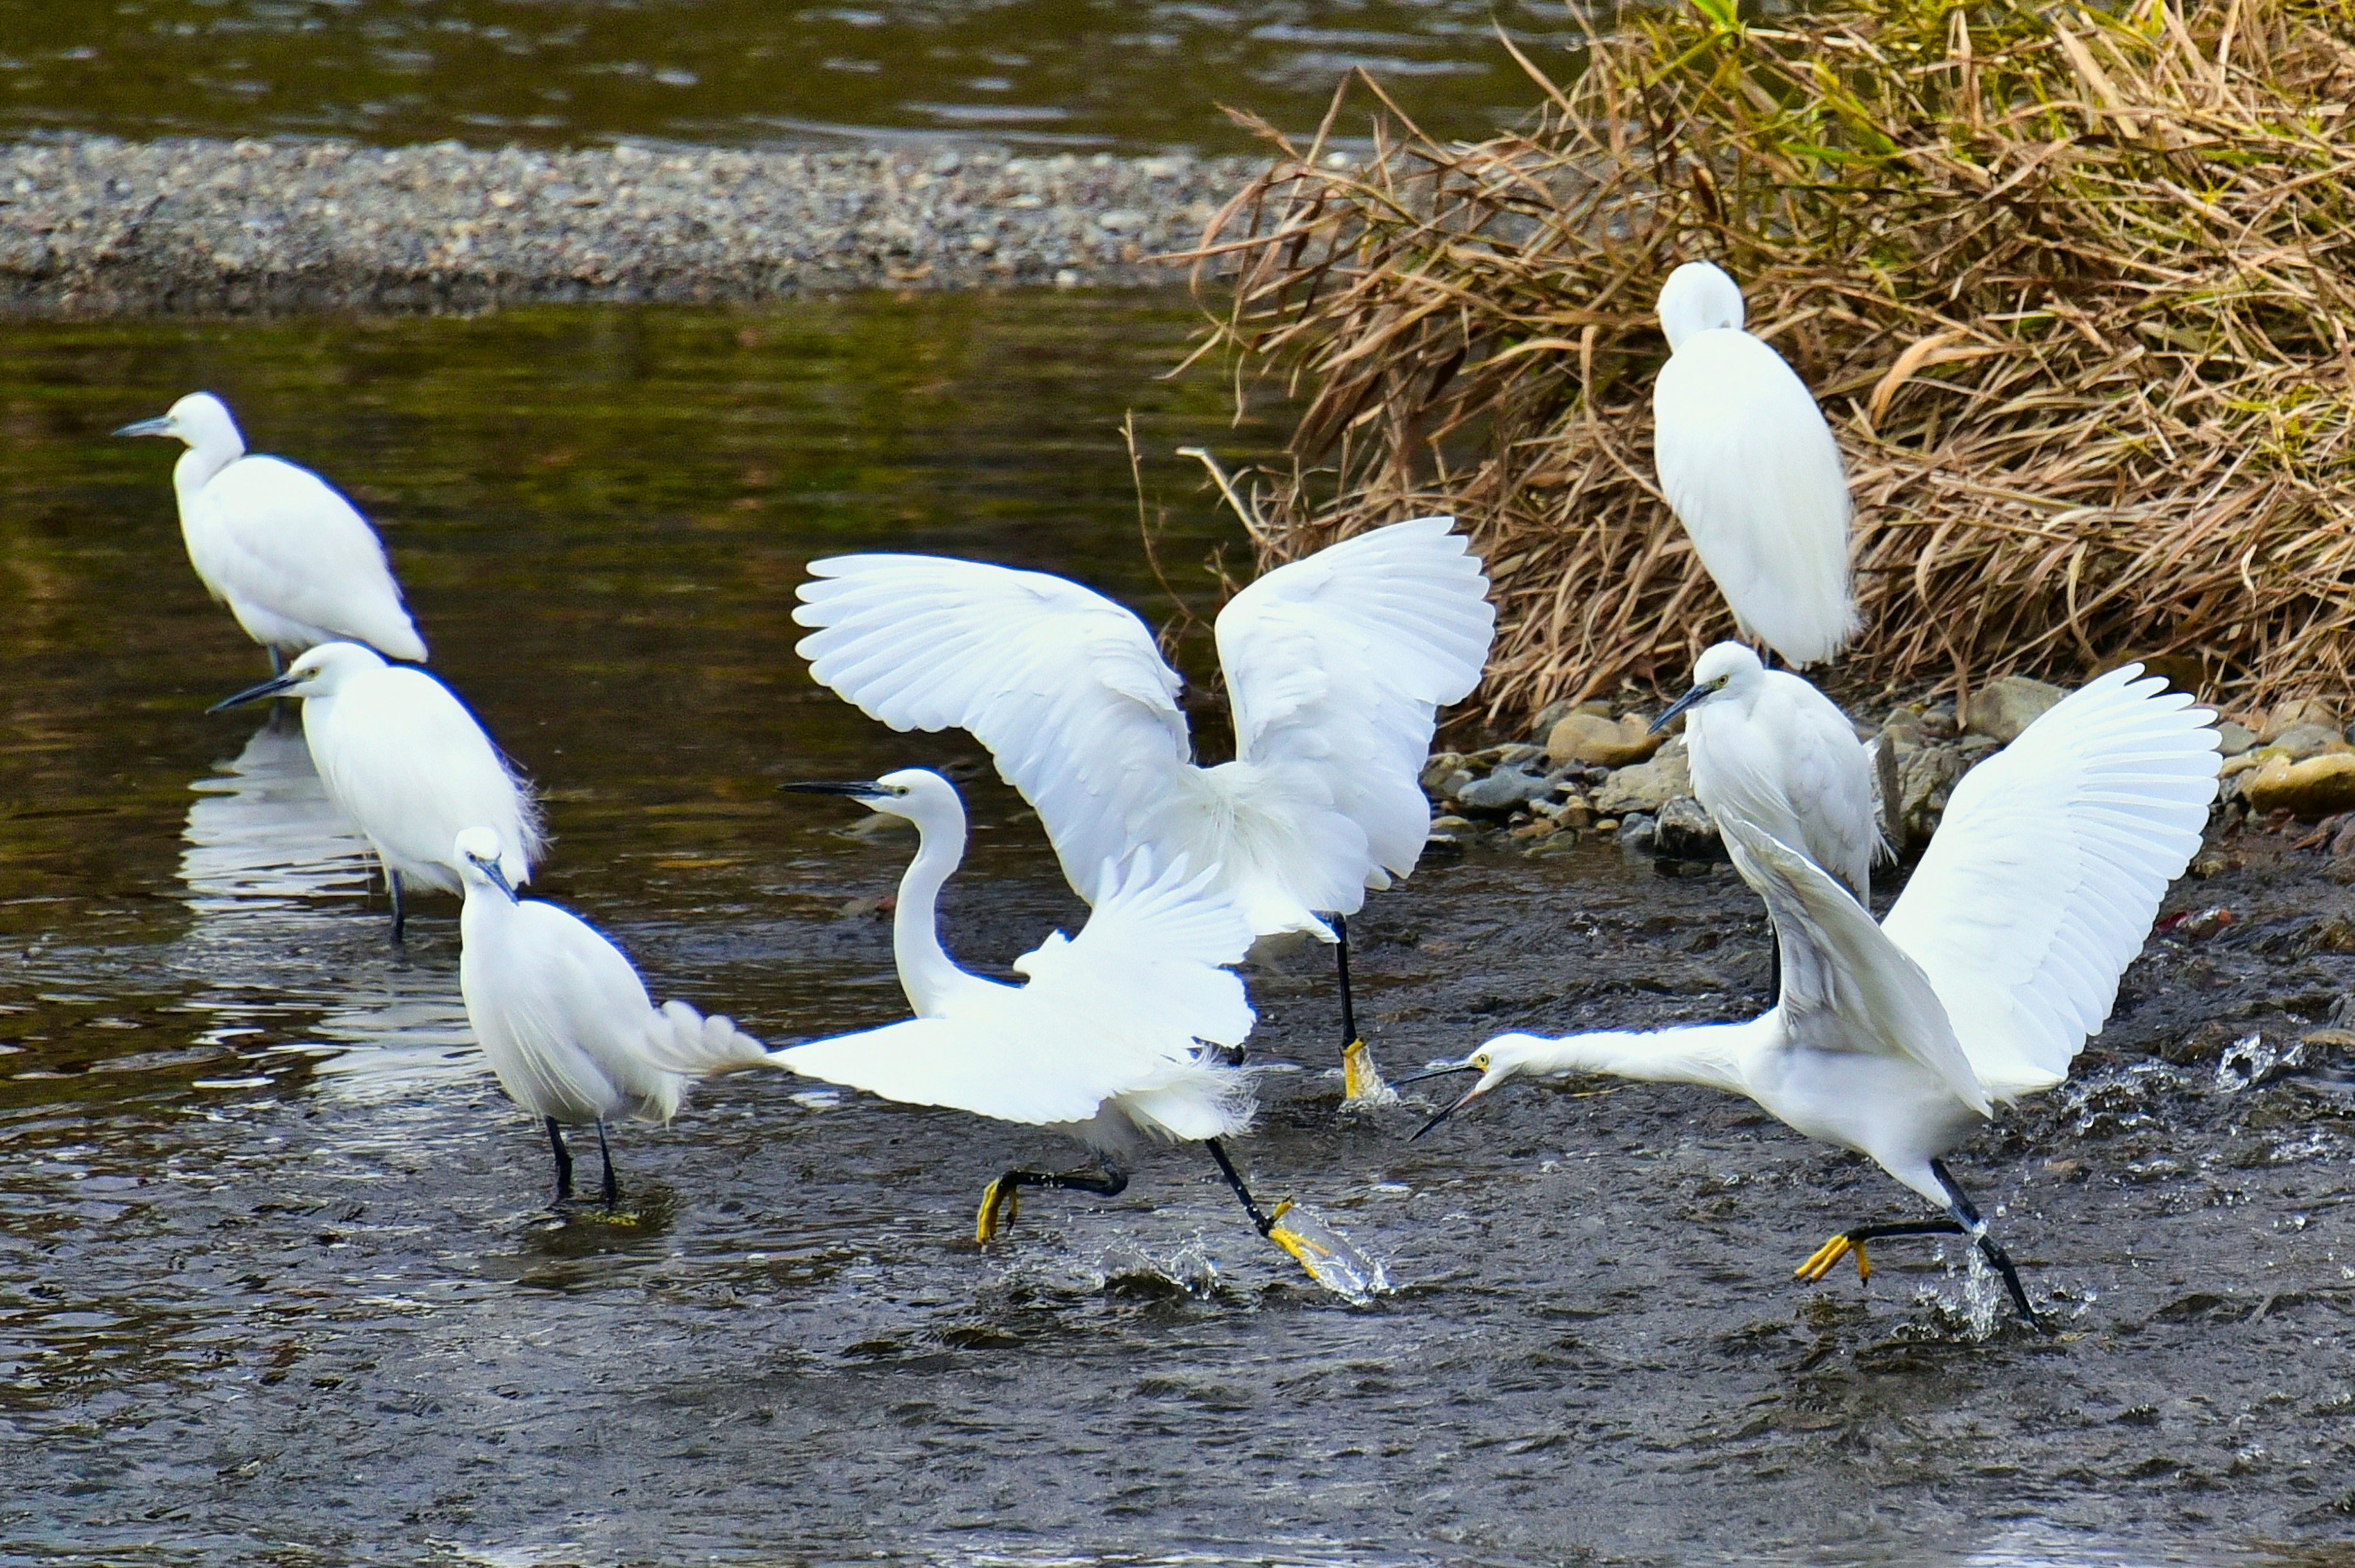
xmin=1880 ymin=667 xmax=2221 ymax=1098
xmin=1718 ymin=815 xmax=1990 ymax=1115
xmin=794 ymin=555 xmax=1195 ymax=891
xmin=1215 ymin=517 xmax=1495 ymax=880
xmin=200 ymin=457 xmax=426 ymax=659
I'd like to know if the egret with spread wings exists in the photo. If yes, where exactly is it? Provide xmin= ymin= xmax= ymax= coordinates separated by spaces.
xmin=1414 ymin=667 xmax=2221 ymax=1329
xmin=791 ymin=516 xmax=1495 ymax=1104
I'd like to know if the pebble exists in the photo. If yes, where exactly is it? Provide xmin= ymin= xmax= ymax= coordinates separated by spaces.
xmin=2242 ymin=752 xmax=2355 ymax=818
xmin=1964 ymin=675 xmax=2064 ymax=745
xmin=1591 ymin=740 xmax=1690 ymax=817
xmin=1545 ymin=711 xmax=1660 ymax=768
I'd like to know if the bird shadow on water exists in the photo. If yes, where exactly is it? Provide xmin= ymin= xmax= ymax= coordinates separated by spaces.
xmin=477 ymin=1186 xmax=683 ymax=1291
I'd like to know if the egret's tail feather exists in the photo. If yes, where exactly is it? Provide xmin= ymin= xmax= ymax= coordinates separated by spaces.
xmin=645 ymin=998 xmax=770 ymax=1076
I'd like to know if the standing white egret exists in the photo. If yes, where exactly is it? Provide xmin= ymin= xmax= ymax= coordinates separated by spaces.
xmin=1653 ymin=262 xmax=1858 ymax=667
xmin=453 ymin=827 xmax=768 ymax=1207
xmin=115 ymin=392 xmax=429 ymax=669
xmin=791 ymin=515 xmax=1495 ymax=1104
xmin=210 ymin=642 xmax=544 ymax=939
xmin=1652 ymin=641 xmax=1881 ymax=902
xmin=777 ymin=769 xmax=1377 ymax=1296
xmin=1412 ymin=666 xmax=2221 ymax=1328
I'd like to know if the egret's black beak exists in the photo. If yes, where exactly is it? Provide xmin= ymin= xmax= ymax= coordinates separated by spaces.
xmin=1395 ymin=1061 xmax=1482 ymax=1087
xmin=113 ymin=415 xmax=175 ymax=438
xmin=209 ymin=673 xmax=301 ymax=713
xmin=467 ymin=854 xmax=521 ymax=904
xmin=1409 ymin=1078 xmax=1496 ymax=1142
xmin=1649 ymin=683 xmax=1712 ymax=735
xmin=778 ymin=781 xmax=894 ymax=800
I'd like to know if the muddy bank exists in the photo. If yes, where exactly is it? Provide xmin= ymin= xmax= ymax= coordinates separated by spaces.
xmin=0 ymin=137 xmax=1255 ymax=315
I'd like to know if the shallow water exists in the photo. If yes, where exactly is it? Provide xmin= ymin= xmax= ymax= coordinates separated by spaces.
xmin=2 ymin=0 xmax=1585 ymax=155
xmin=4 ymin=294 xmax=2355 ymax=1564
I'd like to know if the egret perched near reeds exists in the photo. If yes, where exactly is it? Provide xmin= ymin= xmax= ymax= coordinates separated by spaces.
xmin=777 ymin=769 xmax=1378 ymax=1297
xmin=210 ymin=642 xmax=543 ymax=939
xmin=1653 ymin=641 xmax=1881 ymax=903
xmin=1653 ymin=262 xmax=1857 ymax=667
xmin=116 ymin=392 xmax=428 ymax=670
xmin=1414 ymin=666 xmax=2221 ymax=1328
xmin=453 ymin=827 xmax=767 ymax=1207
xmin=791 ymin=516 xmax=1495 ymax=1104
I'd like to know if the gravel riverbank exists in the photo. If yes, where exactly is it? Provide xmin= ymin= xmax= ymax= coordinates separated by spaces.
xmin=0 ymin=138 xmax=1257 ymax=315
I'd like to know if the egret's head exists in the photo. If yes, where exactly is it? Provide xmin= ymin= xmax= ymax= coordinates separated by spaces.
xmin=113 ymin=391 xmax=244 ymax=454
xmin=454 ymin=827 xmax=520 ymax=902
xmin=1407 ymin=1031 xmax=1553 ymax=1139
xmin=779 ymin=767 xmax=965 ymax=829
xmin=1650 ymin=641 xmax=1764 ymax=734
xmin=207 ymin=640 xmax=388 ymax=713
xmin=1656 ymin=261 xmax=1745 ymax=352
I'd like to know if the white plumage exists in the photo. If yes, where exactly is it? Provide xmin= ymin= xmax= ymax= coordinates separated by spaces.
xmin=1419 ymin=665 xmax=2221 ymax=1324
xmin=210 ymin=642 xmax=544 ymax=930
xmin=117 ymin=392 xmax=428 ymax=665
xmin=1653 ymin=262 xmax=1858 ymax=667
xmin=1660 ymin=641 xmax=1881 ymax=901
xmin=453 ymin=827 xmax=767 ymax=1205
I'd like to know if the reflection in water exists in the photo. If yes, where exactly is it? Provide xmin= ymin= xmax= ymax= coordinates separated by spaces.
xmin=178 ymin=714 xmax=375 ymax=912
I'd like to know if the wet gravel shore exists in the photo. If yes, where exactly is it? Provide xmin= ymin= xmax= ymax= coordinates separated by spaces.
xmin=0 ymin=137 xmax=1256 ymax=315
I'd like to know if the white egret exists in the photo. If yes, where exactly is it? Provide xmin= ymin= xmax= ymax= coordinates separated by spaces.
xmin=454 ymin=827 xmax=768 ymax=1207
xmin=210 ymin=642 xmax=544 ymax=939
xmin=1652 ymin=641 xmax=1881 ymax=902
xmin=1653 ymin=262 xmax=1858 ymax=667
xmin=778 ymin=769 xmax=1377 ymax=1296
xmin=116 ymin=392 xmax=429 ymax=670
xmin=791 ymin=515 xmax=1495 ymax=1103
xmin=1413 ymin=666 xmax=2221 ymax=1328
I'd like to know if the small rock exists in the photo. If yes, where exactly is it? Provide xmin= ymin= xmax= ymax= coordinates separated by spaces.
xmin=1896 ymin=742 xmax=1965 ymax=852
xmin=1551 ymin=793 xmax=1595 ymax=831
xmin=1964 ymin=675 xmax=2065 ymax=744
xmin=1455 ymin=766 xmax=1550 ymax=813
xmin=1429 ymin=814 xmax=1476 ymax=833
xmin=1420 ymin=751 xmax=1468 ymax=792
xmin=1614 ymin=813 xmax=1658 ymax=853
xmin=2242 ymin=752 xmax=2355 ymax=818
xmin=1054 ymin=267 xmax=1082 ymax=288
xmin=2215 ymin=721 xmax=2256 ymax=757
xmin=2267 ymin=722 xmax=2346 ymax=762
xmin=1654 ymin=796 xmax=1723 ymax=862
xmin=1545 ymin=711 xmax=1661 ymax=768
xmin=2259 ymin=697 xmax=2341 ymax=743
xmin=1592 ymin=740 xmax=1691 ymax=816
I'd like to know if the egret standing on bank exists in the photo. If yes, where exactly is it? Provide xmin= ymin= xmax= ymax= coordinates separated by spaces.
xmin=117 ymin=392 xmax=429 ymax=670
xmin=211 ymin=642 xmax=543 ymax=939
xmin=792 ymin=516 xmax=1495 ymax=1104
xmin=1653 ymin=262 xmax=1857 ymax=667
xmin=453 ymin=827 xmax=768 ymax=1207
xmin=1414 ymin=667 xmax=2220 ymax=1328
xmin=778 ymin=769 xmax=1377 ymax=1297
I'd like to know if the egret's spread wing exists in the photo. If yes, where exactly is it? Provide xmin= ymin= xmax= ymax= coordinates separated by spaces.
xmin=777 ymin=851 xmax=1256 ymax=1135
xmin=1215 ymin=516 xmax=1495 ymax=880
xmin=794 ymin=555 xmax=1193 ymax=892
xmin=1718 ymin=816 xmax=1989 ymax=1115
xmin=1653 ymin=332 xmax=1856 ymax=666
xmin=195 ymin=457 xmax=427 ymax=661
xmin=1882 ymin=667 xmax=2221 ymax=1097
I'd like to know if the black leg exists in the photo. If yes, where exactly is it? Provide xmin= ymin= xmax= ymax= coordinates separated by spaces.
xmin=975 ymin=1160 xmax=1128 ymax=1241
xmin=1795 ymin=1218 xmax=1966 ymax=1283
xmin=545 ymin=1117 xmax=574 ymax=1204
xmin=1334 ymin=911 xmax=1360 ymax=1049
xmin=1931 ymin=1158 xmax=2048 ymax=1333
xmin=267 ymin=646 xmax=283 ymax=677
xmin=1204 ymin=1138 xmax=1277 ymax=1236
xmin=595 ymin=1120 xmax=619 ymax=1210
xmin=387 ymin=865 xmax=406 ymax=944
xmin=1334 ymin=913 xmax=1390 ymax=1100
xmin=1767 ymin=927 xmax=1782 ymax=1007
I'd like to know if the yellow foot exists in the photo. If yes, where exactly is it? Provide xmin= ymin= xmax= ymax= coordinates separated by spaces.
xmin=1340 ymin=1039 xmax=1397 ymax=1106
xmin=1794 ymin=1232 xmax=1871 ymax=1284
xmin=1263 ymin=1199 xmax=1382 ymax=1302
xmin=976 ymin=1177 xmax=1020 ymax=1244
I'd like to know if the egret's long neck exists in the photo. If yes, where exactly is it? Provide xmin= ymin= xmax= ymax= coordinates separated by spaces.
xmin=172 ymin=434 xmax=242 ymax=503
xmin=892 ymin=809 xmax=970 ymax=1017
xmin=1517 ymin=1020 xmax=1764 ymax=1095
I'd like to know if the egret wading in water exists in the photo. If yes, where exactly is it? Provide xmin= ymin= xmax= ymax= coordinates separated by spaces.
xmin=1413 ymin=667 xmax=2221 ymax=1329
xmin=1653 ymin=262 xmax=1857 ymax=667
xmin=791 ymin=516 xmax=1495 ymax=1105
xmin=116 ymin=392 xmax=428 ymax=671
xmin=211 ymin=643 xmax=544 ymax=939
xmin=453 ymin=827 xmax=768 ymax=1207
xmin=776 ymin=769 xmax=1378 ymax=1297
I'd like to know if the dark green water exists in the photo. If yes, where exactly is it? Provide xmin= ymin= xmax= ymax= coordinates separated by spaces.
xmin=0 ymin=0 xmax=1585 ymax=155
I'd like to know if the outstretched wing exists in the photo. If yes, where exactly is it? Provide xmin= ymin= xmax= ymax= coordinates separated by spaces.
xmin=1215 ymin=517 xmax=1495 ymax=882
xmin=793 ymin=555 xmax=1195 ymax=895
xmin=1718 ymin=815 xmax=1989 ymax=1115
xmin=1881 ymin=666 xmax=2220 ymax=1097
xmin=774 ymin=851 xmax=1256 ymax=1134
xmin=196 ymin=456 xmax=428 ymax=662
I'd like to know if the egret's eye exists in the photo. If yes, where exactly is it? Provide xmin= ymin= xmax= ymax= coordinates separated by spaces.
xmin=1473 ymin=1053 xmax=1490 ymax=1071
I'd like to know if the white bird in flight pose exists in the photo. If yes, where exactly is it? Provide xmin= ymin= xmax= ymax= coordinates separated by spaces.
xmin=1652 ymin=641 xmax=1881 ymax=903
xmin=1653 ymin=262 xmax=1858 ymax=667
xmin=453 ymin=827 xmax=768 ymax=1208
xmin=791 ymin=516 xmax=1496 ymax=1104
xmin=211 ymin=642 xmax=544 ymax=939
xmin=1412 ymin=666 xmax=2221 ymax=1328
xmin=777 ymin=769 xmax=1376 ymax=1296
xmin=116 ymin=392 xmax=429 ymax=670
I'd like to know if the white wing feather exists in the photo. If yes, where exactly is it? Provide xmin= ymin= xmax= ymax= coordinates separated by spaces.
xmin=188 ymin=456 xmax=427 ymax=661
xmin=1882 ymin=666 xmax=2221 ymax=1097
xmin=1653 ymin=330 xmax=1856 ymax=666
xmin=775 ymin=851 xmax=1256 ymax=1137
xmin=462 ymin=900 xmax=681 ymax=1124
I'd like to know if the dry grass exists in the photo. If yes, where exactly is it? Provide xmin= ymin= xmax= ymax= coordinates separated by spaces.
xmin=1184 ymin=0 xmax=2355 ymax=727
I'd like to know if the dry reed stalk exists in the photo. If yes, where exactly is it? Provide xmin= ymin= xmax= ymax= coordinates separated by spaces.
xmin=1184 ymin=0 xmax=2355 ymax=728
